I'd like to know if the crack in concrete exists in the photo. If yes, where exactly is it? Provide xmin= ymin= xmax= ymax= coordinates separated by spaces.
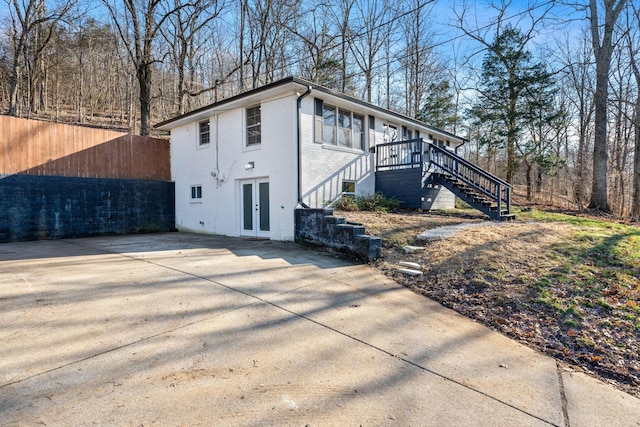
xmin=124 ymin=252 xmax=560 ymax=426
xmin=556 ymin=362 xmax=571 ymax=427
xmin=6 ymin=239 xmax=561 ymax=426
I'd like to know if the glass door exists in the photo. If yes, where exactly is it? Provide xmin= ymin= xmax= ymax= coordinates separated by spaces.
xmin=241 ymin=178 xmax=270 ymax=238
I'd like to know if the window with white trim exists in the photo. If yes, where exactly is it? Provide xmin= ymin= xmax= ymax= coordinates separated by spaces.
xmin=315 ymin=98 xmax=365 ymax=150
xmin=246 ymin=105 xmax=261 ymax=146
xmin=342 ymin=180 xmax=356 ymax=196
xmin=190 ymin=185 xmax=202 ymax=200
xmin=368 ymin=116 xmax=375 ymax=147
xmin=352 ymin=114 xmax=364 ymax=150
xmin=199 ymin=120 xmax=210 ymax=145
xmin=383 ymin=123 xmax=398 ymax=143
xmin=429 ymin=134 xmax=450 ymax=148
xmin=322 ymin=104 xmax=336 ymax=145
xmin=402 ymin=126 xmax=413 ymax=140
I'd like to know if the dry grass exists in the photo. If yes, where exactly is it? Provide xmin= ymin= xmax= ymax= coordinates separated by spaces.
xmin=337 ymin=208 xmax=640 ymax=397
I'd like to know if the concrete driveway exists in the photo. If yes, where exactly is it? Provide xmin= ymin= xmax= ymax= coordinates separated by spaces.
xmin=1 ymin=233 xmax=638 ymax=426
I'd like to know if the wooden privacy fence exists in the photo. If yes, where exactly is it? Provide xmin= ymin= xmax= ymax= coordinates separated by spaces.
xmin=0 ymin=116 xmax=170 ymax=181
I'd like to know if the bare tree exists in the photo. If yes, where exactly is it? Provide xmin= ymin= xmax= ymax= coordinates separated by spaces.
xmin=348 ymin=0 xmax=393 ymax=103
xmin=446 ymin=41 xmax=474 ymax=135
xmin=586 ymin=0 xmax=628 ymax=212
xmin=519 ymin=62 xmax=565 ymax=200
xmin=242 ymin=0 xmax=298 ymax=90
xmin=627 ymin=4 xmax=640 ymax=221
xmin=161 ymin=0 xmax=226 ymax=115
xmin=326 ymin=0 xmax=355 ymax=94
xmin=285 ymin=3 xmax=341 ymax=87
xmin=557 ymin=30 xmax=596 ymax=210
xmin=400 ymin=0 xmax=440 ymax=118
xmin=102 ymin=0 xmax=184 ymax=135
xmin=6 ymin=0 xmax=74 ymax=116
xmin=608 ymin=44 xmax=634 ymax=215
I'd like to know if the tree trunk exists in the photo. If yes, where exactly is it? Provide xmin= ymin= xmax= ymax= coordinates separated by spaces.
xmin=587 ymin=0 xmax=626 ymax=212
xmin=177 ymin=58 xmax=186 ymax=115
xmin=78 ymin=53 xmax=84 ymax=123
xmin=633 ymin=97 xmax=640 ymax=221
xmin=588 ymin=54 xmax=611 ymax=211
xmin=536 ymin=165 xmax=543 ymax=194
xmin=526 ymin=162 xmax=533 ymax=201
xmin=39 ymin=53 xmax=47 ymax=112
xmin=8 ymin=62 xmax=21 ymax=116
xmin=138 ymin=64 xmax=152 ymax=136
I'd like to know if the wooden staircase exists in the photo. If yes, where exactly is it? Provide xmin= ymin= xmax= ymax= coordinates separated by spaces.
xmin=426 ymin=143 xmax=515 ymax=221
xmin=434 ymin=172 xmax=515 ymax=221
xmin=375 ymin=138 xmax=515 ymax=221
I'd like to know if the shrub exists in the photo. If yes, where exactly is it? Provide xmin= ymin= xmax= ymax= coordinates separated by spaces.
xmin=333 ymin=195 xmax=359 ymax=211
xmin=334 ymin=192 xmax=401 ymax=212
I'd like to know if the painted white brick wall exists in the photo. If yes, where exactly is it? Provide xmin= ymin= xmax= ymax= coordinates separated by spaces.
xmin=172 ymin=95 xmax=298 ymax=240
xmin=171 ymin=121 xmax=216 ymax=236
xmin=171 ymin=83 xmax=462 ymax=241
xmin=299 ymin=97 xmax=375 ymax=208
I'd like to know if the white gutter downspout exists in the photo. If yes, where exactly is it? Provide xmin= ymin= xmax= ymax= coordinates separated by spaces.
xmin=296 ymin=85 xmax=312 ymax=208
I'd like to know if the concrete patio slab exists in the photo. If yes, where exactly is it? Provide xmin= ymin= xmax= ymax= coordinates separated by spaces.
xmin=268 ymin=275 xmax=564 ymax=426
xmin=1 ymin=233 xmax=638 ymax=426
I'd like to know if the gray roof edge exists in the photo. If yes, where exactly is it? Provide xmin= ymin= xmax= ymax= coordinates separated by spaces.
xmin=155 ymin=76 xmax=467 ymax=142
xmin=155 ymin=76 xmax=298 ymax=129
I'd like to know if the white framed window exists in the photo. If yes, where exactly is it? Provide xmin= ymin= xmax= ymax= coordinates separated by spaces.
xmin=429 ymin=134 xmax=450 ymax=148
xmin=338 ymin=109 xmax=352 ymax=147
xmin=190 ymin=185 xmax=202 ymax=201
xmin=199 ymin=121 xmax=210 ymax=145
xmin=368 ymin=116 xmax=375 ymax=147
xmin=322 ymin=103 xmax=337 ymax=145
xmin=383 ymin=123 xmax=398 ymax=143
xmin=316 ymin=98 xmax=365 ymax=150
xmin=246 ymin=105 xmax=261 ymax=146
xmin=342 ymin=180 xmax=356 ymax=196
xmin=402 ymin=126 xmax=413 ymax=140
xmin=353 ymin=114 xmax=364 ymax=150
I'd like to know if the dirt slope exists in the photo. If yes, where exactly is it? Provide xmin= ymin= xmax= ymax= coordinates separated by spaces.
xmin=338 ymin=209 xmax=640 ymax=398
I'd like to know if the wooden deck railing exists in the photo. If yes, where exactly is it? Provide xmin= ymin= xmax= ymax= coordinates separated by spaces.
xmin=375 ymin=138 xmax=424 ymax=170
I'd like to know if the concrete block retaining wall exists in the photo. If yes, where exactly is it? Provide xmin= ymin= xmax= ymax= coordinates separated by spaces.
xmin=294 ymin=208 xmax=382 ymax=261
xmin=0 ymin=174 xmax=175 ymax=242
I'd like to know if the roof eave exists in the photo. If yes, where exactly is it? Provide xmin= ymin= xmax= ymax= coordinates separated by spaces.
xmin=154 ymin=76 xmax=467 ymax=143
xmin=155 ymin=77 xmax=301 ymax=130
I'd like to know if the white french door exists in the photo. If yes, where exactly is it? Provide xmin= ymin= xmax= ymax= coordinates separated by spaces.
xmin=240 ymin=178 xmax=270 ymax=238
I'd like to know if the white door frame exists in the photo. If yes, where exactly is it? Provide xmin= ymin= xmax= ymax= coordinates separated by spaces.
xmin=239 ymin=178 xmax=270 ymax=238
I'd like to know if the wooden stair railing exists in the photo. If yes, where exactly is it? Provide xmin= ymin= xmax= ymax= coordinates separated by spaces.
xmin=425 ymin=142 xmax=514 ymax=221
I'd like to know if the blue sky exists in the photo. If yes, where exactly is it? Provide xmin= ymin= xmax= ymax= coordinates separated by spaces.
xmin=0 ymin=0 xmax=592 ymax=95
xmin=429 ymin=0 xmax=589 ymax=58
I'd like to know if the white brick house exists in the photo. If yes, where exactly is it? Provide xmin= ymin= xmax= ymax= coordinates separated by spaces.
xmin=156 ymin=76 xmax=465 ymax=241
